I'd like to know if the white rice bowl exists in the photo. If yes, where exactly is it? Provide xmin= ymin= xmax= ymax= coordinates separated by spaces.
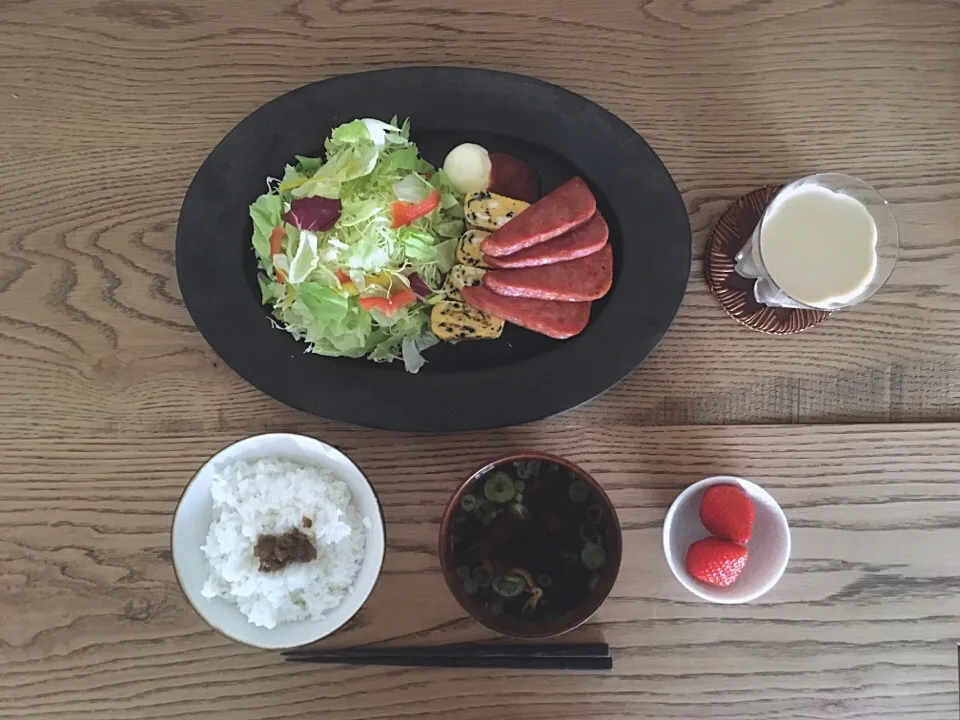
xmin=171 ymin=433 xmax=386 ymax=649
xmin=200 ymin=458 xmax=368 ymax=629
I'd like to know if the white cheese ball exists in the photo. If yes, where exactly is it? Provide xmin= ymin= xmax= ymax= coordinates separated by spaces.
xmin=442 ymin=143 xmax=492 ymax=194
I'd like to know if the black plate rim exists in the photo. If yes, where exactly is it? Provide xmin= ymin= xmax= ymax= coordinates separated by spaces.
xmin=176 ymin=66 xmax=690 ymax=432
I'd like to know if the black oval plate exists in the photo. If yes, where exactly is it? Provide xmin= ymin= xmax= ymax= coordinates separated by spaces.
xmin=176 ymin=67 xmax=690 ymax=432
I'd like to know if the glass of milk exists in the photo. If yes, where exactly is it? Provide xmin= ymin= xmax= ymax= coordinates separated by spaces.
xmin=734 ymin=174 xmax=898 ymax=310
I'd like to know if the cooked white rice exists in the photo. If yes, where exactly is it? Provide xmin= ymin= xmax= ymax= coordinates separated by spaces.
xmin=200 ymin=457 xmax=368 ymax=629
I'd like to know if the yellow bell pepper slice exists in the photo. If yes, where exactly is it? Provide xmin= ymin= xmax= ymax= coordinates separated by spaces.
xmin=335 ymin=270 xmax=397 ymax=296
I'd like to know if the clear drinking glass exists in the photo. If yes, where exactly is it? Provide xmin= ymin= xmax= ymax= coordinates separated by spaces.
xmin=734 ymin=173 xmax=898 ymax=310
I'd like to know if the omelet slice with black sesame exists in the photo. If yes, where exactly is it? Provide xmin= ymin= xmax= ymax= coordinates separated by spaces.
xmin=455 ymin=229 xmax=491 ymax=268
xmin=431 ymin=300 xmax=504 ymax=342
xmin=464 ymin=191 xmax=530 ymax=231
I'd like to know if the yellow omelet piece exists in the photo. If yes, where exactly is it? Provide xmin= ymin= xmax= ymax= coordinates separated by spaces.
xmin=455 ymin=229 xmax=491 ymax=268
xmin=464 ymin=191 xmax=530 ymax=232
xmin=443 ymin=265 xmax=486 ymax=294
xmin=431 ymin=300 xmax=505 ymax=342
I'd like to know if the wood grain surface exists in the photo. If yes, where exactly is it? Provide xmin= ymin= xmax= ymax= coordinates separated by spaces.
xmin=2 ymin=0 xmax=960 ymax=718
xmin=0 ymin=0 xmax=959 ymax=436
xmin=2 ymin=423 xmax=959 ymax=719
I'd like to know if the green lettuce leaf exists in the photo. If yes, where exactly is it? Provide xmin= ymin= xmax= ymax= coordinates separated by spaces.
xmin=250 ymin=193 xmax=282 ymax=273
xmin=288 ymin=231 xmax=319 ymax=283
xmin=295 ymin=155 xmax=322 ymax=175
xmin=293 ymin=143 xmax=379 ymax=198
xmin=402 ymin=330 xmax=440 ymax=373
xmin=380 ymin=145 xmax=430 ymax=175
xmin=258 ymin=274 xmax=284 ymax=304
xmin=433 ymin=238 xmax=456 ymax=273
xmin=297 ymin=283 xmax=349 ymax=323
xmin=328 ymin=119 xmax=371 ymax=148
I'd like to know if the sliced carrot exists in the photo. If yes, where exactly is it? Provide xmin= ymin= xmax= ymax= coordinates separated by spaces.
xmin=269 ymin=227 xmax=285 ymax=256
xmin=391 ymin=189 xmax=441 ymax=229
xmin=357 ymin=289 xmax=416 ymax=316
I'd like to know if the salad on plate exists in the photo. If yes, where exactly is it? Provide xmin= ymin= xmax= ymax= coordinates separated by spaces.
xmin=251 ymin=118 xmax=603 ymax=374
xmin=250 ymin=118 xmax=464 ymax=373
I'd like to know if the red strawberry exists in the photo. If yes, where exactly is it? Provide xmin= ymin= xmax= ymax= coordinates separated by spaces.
xmin=685 ymin=537 xmax=748 ymax=588
xmin=699 ymin=484 xmax=755 ymax=543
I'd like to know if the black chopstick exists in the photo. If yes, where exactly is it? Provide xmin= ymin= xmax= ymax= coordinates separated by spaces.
xmin=281 ymin=642 xmax=612 ymax=670
xmin=285 ymin=653 xmax=612 ymax=671
xmin=282 ymin=642 xmax=609 ymax=659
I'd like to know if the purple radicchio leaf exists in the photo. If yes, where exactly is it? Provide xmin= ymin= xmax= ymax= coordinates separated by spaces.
xmin=282 ymin=196 xmax=342 ymax=231
xmin=408 ymin=273 xmax=432 ymax=297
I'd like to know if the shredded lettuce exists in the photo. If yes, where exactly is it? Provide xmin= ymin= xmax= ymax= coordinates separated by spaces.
xmin=248 ymin=118 xmax=464 ymax=372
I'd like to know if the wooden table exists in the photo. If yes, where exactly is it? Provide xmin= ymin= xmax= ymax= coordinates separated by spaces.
xmin=1 ymin=1 xmax=959 ymax=718
xmin=5 ymin=424 xmax=960 ymax=718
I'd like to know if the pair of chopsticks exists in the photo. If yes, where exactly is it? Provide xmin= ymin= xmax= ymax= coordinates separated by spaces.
xmin=283 ymin=642 xmax=611 ymax=671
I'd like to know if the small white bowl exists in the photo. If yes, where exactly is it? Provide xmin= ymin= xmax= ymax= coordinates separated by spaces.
xmin=171 ymin=433 xmax=386 ymax=649
xmin=662 ymin=475 xmax=790 ymax=604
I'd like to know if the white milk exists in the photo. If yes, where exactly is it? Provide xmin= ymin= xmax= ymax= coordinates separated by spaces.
xmin=757 ymin=185 xmax=878 ymax=309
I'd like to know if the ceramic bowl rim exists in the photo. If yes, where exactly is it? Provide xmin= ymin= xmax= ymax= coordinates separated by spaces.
xmin=438 ymin=451 xmax=623 ymax=638
xmin=170 ymin=432 xmax=387 ymax=649
xmin=662 ymin=474 xmax=791 ymax=604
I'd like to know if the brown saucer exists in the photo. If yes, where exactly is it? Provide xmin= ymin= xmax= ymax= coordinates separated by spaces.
xmin=705 ymin=185 xmax=830 ymax=334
